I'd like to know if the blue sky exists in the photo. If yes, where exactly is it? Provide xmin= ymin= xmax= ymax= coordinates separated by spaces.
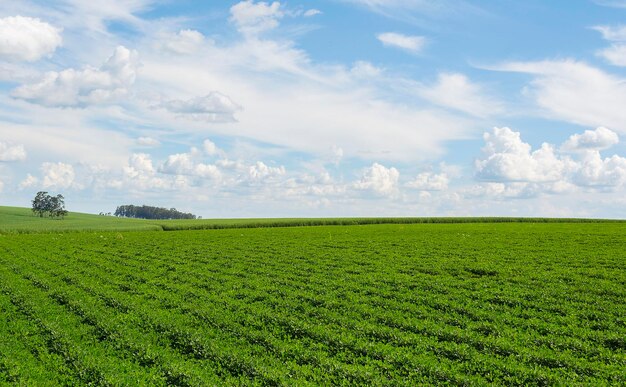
xmin=1 ymin=0 xmax=626 ymax=218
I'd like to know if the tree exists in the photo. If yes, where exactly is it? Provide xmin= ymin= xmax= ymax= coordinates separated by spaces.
xmin=31 ymin=191 xmax=49 ymax=217
xmin=31 ymin=191 xmax=68 ymax=219
xmin=114 ymin=204 xmax=196 ymax=220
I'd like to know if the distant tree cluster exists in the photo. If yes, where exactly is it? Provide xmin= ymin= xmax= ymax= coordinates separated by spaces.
xmin=31 ymin=191 xmax=68 ymax=219
xmin=114 ymin=205 xmax=196 ymax=220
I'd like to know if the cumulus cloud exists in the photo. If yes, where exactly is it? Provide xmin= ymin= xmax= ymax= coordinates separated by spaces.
xmin=160 ymin=150 xmax=222 ymax=180
xmin=284 ymin=172 xmax=345 ymax=197
xmin=194 ymin=163 xmax=221 ymax=180
xmin=160 ymin=92 xmax=242 ymax=122
xmin=476 ymin=127 xmax=568 ymax=183
xmin=247 ymin=161 xmax=285 ymax=181
xmin=462 ymin=182 xmax=545 ymax=199
xmin=0 ymin=142 xmax=27 ymax=161
xmin=377 ymin=32 xmax=425 ymax=53
xmin=491 ymin=60 xmax=626 ymax=134
xmin=19 ymin=174 xmax=38 ymax=189
xmin=574 ymin=151 xmax=626 ymax=187
xmin=0 ymin=16 xmax=62 ymax=62
xmin=203 ymin=139 xmax=220 ymax=156
xmin=355 ymin=162 xmax=399 ymax=196
xmin=230 ymin=1 xmax=283 ymax=35
xmin=136 ymin=136 xmax=160 ymax=147
xmin=407 ymin=171 xmax=449 ymax=190
xmin=12 ymin=45 xmax=139 ymax=107
xmin=124 ymin=153 xmax=156 ymax=177
xmin=119 ymin=153 xmax=171 ymax=190
xmin=41 ymin=162 xmax=76 ymax=189
xmin=416 ymin=73 xmax=502 ymax=117
xmin=561 ymin=127 xmax=619 ymax=152
xmin=157 ymin=29 xmax=205 ymax=55
xmin=160 ymin=152 xmax=195 ymax=175
xmin=474 ymin=126 xmax=626 ymax=195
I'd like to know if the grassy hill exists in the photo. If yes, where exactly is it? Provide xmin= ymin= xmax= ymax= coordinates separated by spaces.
xmin=1 ymin=205 xmax=624 ymax=234
xmin=0 ymin=206 xmax=161 ymax=233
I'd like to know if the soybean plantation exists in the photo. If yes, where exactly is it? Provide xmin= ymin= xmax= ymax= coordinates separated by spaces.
xmin=1 ymin=222 xmax=625 ymax=385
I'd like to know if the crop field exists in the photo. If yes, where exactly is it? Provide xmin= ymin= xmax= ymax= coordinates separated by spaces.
xmin=1 ymin=222 xmax=625 ymax=385
xmin=2 ymin=205 xmax=622 ymax=234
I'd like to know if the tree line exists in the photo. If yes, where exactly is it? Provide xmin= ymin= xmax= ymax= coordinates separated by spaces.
xmin=31 ymin=191 xmax=68 ymax=218
xmin=114 ymin=205 xmax=197 ymax=220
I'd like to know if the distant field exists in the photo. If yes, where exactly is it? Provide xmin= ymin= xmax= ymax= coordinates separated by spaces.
xmin=0 ymin=206 xmax=161 ymax=233
xmin=1 ymin=223 xmax=624 ymax=385
xmin=2 ymin=206 xmax=624 ymax=234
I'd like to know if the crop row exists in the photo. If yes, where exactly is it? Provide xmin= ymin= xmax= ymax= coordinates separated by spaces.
xmin=1 ymin=222 xmax=624 ymax=385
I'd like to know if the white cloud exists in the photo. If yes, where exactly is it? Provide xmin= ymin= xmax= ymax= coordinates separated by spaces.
xmin=592 ymin=25 xmax=626 ymax=41
xmin=230 ymin=1 xmax=283 ymax=36
xmin=561 ymin=127 xmax=619 ymax=152
xmin=0 ymin=116 xmax=132 ymax=169
xmin=407 ymin=171 xmax=449 ymax=190
xmin=350 ymin=61 xmax=383 ymax=78
xmin=491 ymin=60 xmax=626 ymax=134
xmin=377 ymin=32 xmax=425 ymax=53
xmin=284 ymin=172 xmax=345 ymax=197
xmin=476 ymin=127 xmax=568 ymax=183
xmin=41 ymin=162 xmax=76 ymax=189
xmin=0 ymin=142 xmax=27 ymax=161
xmin=594 ymin=1 xmax=626 ymax=9
xmin=0 ymin=16 xmax=62 ymax=62
xmin=598 ymin=44 xmax=626 ymax=66
xmin=203 ymin=139 xmax=220 ymax=156
xmin=160 ymin=92 xmax=242 ymax=122
xmin=160 ymin=152 xmax=195 ymax=175
xmin=462 ymin=182 xmax=544 ymax=199
xmin=19 ymin=173 xmax=38 ymax=189
xmin=136 ymin=136 xmax=160 ymax=147
xmin=591 ymin=25 xmax=626 ymax=66
xmin=474 ymin=126 xmax=626 ymax=194
xmin=416 ymin=73 xmax=502 ymax=117
xmin=125 ymin=153 xmax=156 ymax=177
xmin=194 ymin=163 xmax=221 ymax=180
xmin=157 ymin=29 xmax=205 ymax=55
xmin=303 ymin=9 xmax=322 ymax=17
xmin=327 ymin=145 xmax=344 ymax=165
xmin=247 ymin=161 xmax=285 ymax=181
xmin=574 ymin=151 xmax=626 ymax=187
xmin=339 ymin=0 xmax=476 ymax=21
xmin=355 ymin=162 xmax=399 ymax=196
xmin=4 ymin=0 xmax=154 ymax=35
xmin=12 ymin=46 xmax=138 ymax=107
xmin=119 ymin=153 xmax=171 ymax=191
xmin=159 ymin=150 xmax=222 ymax=181
xmin=136 ymin=10 xmax=475 ymax=163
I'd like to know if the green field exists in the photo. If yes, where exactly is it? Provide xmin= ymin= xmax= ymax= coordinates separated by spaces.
xmin=1 ymin=214 xmax=625 ymax=385
xmin=1 ymin=205 xmax=623 ymax=234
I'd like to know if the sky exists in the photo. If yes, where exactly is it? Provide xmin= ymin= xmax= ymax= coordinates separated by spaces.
xmin=1 ymin=0 xmax=626 ymax=218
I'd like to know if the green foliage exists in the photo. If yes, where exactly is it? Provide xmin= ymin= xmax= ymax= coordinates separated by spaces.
xmin=0 ymin=223 xmax=624 ymax=385
xmin=114 ymin=204 xmax=196 ymax=220
xmin=31 ymin=192 xmax=68 ymax=219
